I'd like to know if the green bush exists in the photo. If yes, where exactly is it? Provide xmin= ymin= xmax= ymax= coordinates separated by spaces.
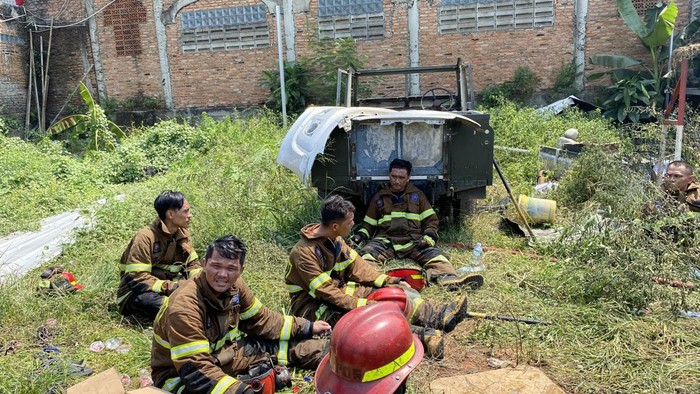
xmin=0 ymin=116 xmax=22 ymax=135
xmin=480 ymin=66 xmax=541 ymax=107
xmin=262 ymin=61 xmax=312 ymax=115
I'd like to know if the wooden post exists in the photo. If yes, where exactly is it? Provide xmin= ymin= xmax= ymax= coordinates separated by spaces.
xmin=41 ymin=19 xmax=54 ymax=131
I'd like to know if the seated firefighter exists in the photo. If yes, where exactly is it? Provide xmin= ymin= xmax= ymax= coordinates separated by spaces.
xmin=118 ymin=190 xmax=201 ymax=321
xmin=285 ymin=195 xmax=470 ymax=358
xmin=352 ymin=159 xmax=482 ymax=289
xmin=151 ymin=235 xmax=331 ymax=393
xmin=662 ymin=160 xmax=700 ymax=213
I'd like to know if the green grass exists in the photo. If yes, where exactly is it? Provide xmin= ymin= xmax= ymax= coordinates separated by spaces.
xmin=1 ymin=108 xmax=699 ymax=393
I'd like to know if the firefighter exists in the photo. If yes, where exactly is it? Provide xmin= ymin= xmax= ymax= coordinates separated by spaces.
xmin=117 ymin=190 xmax=201 ymax=321
xmin=285 ymin=195 xmax=470 ymax=359
xmin=662 ymin=160 xmax=700 ymax=212
xmin=315 ymin=302 xmax=424 ymax=394
xmin=151 ymin=235 xmax=331 ymax=393
xmin=351 ymin=159 xmax=483 ymax=289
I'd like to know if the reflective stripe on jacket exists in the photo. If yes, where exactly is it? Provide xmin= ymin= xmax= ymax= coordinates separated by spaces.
xmin=360 ymin=183 xmax=440 ymax=247
xmin=285 ymin=223 xmax=400 ymax=316
xmin=117 ymin=219 xmax=201 ymax=308
xmin=151 ymin=274 xmax=311 ymax=393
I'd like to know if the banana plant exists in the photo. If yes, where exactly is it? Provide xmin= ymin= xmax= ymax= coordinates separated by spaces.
xmin=589 ymin=0 xmax=678 ymax=122
xmin=48 ymin=82 xmax=126 ymax=151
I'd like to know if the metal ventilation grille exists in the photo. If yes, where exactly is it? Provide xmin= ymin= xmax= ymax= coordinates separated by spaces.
xmin=439 ymin=0 xmax=554 ymax=35
xmin=180 ymin=5 xmax=270 ymax=53
xmin=318 ymin=0 xmax=384 ymax=40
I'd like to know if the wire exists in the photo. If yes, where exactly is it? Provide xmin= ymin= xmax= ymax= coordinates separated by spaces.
xmin=30 ymin=0 xmax=118 ymax=31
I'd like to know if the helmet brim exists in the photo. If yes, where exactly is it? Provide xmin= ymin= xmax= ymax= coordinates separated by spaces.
xmin=314 ymin=334 xmax=424 ymax=394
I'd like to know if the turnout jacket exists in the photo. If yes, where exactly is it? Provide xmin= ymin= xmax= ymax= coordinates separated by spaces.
xmin=152 ymin=274 xmax=314 ymax=393
xmin=358 ymin=183 xmax=440 ymax=250
xmin=117 ymin=219 xmax=200 ymax=310
xmin=286 ymin=223 xmax=401 ymax=314
xmin=679 ymin=181 xmax=700 ymax=212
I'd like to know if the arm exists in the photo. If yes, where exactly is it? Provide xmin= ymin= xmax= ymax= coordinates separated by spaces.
xmin=236 ymin=279 xmax=314 ymax=340
xmin=121 ymin=231 xmax=179 ymax=295
xmin=289 ymin=248 xmax=369 ymax=311
xmin=342 ymin=241 xmax=400 ymax=287
xmin=357 ymin=195 xmax=381 ymax=241
xmin=180 ymin=234 xmax=202 ymax=278
xmin=166 ymin=310 xmax=249 ymax=394
xmin=418 ymin=194 xmax=440 ymax=246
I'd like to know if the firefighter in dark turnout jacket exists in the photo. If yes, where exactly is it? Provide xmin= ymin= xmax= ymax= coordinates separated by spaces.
xmin=152 ymin=235 xmax=330 ymax=394
xmin=353 ymin=159 xmax=482 ymax=289
xmin=118 ymin=191 xmax=201 ymax=320
xmin=285 ymin=195 xmax=470 ymax=359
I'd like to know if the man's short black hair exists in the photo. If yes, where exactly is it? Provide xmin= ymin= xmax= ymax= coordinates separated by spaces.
xmin=668 ymin=160 xmax=694 ymax=175
xmin=321 ymin=195 xmax=355 ymax=226
xmin=390 ymin=159 xmax=412 ymax=175
xmin=205 ymin=235 xmax=247 ymax=266
xmin=154 ymin=191 xmax=186 ymax=221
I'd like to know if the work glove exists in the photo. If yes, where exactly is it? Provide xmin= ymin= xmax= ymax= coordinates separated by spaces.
xmin=417 ymin=235 xmax=435 ymax=250
xmin=215 ymin=346 xmax=237 ymax=367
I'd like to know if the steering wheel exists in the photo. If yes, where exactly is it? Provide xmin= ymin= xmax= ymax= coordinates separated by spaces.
xmin=420 ymin=87 xmax=457 ymax=111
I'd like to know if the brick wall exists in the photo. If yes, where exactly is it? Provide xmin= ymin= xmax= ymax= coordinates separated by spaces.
xmin=1 ymin=0 xmax=693 ymax=115
xmin=0 ymin=12 xmax=28 ymax=118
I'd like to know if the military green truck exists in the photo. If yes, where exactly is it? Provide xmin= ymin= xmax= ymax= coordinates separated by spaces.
xmin=276 ymin=59 xmax=494 ymax=223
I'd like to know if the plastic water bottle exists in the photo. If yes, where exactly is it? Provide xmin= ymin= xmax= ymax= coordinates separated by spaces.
xmin=139 ymin=368 xmax=154 ymax=387
xmin=457 ymin=242 xmax=485 ymax=274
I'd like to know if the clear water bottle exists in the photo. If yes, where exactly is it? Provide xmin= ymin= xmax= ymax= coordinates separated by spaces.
xmin=139 ymin=368 xmax=154 ymax=387
xmin=457 ymin=242 xmax=485 ymax=274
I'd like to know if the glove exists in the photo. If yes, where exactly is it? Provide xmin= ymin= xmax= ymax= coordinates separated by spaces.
xmin=417 ymin=234 xmax=436 ymax=250
xmin=215 ymin=346 xmax=237 ymax=367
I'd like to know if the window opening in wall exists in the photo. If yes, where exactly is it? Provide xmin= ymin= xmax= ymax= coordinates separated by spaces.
xmin=438 ymin=0 xmax=554 ymax=35
xmin=631 ymin=0 xmax=660 ymax=17
xmin=0 ymin=33 xmax=25 ymax=45
xmin=180 ymin=5 xmax=270 ymax=53
xmin=318 ymin=0 xmax=384 ymax=40
xmin=104 ymin=0 xmax=147 ymax=56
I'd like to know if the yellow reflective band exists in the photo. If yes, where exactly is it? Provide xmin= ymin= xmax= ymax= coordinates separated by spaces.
xmin=121 ymin=263 xmax=151 ymax=273
xmin=378 ymin=211 xmax=421 ymax=225
xmin=152 ymin=280 xmax=165 ymax=293
xmin=154 ymin=333 xmax=171 ymax=349
xmin=334 ymin=250 xmax=357 ymax=271
xmin=212 ymin=376 xmax=237 ymax=394
xmin=162 ymin=377 xmax=182 ymax=392
xmin=315 ymin=304 xmax=328 ymax=320
xmin=345 ymin=281 xmax=357 ymax=296
xmin=287 ymin=284 xmax=303 ymax=293
xmin=186 ymin=252 xmax=199 ymax=264
xmin=171 ymin=340 xmax=210 ymax=359
xmin=213 ymin=327 xmax=243 ymax=351
xmin=156 ymin=263 xmax=183 ymax=273
xmin=176 ymin=387 xmax=185 ymax=394
xmin=277 ymin=340 xmax=289 ymax=366
xmin=362 ymin=253 xmax=377 ymax=261
xmin=422 ymin=235 xmax=435 ymax=247
xmin=358 ymin=228 xmax=371 ymax=238
xmin=364 ymin=216 xmax=378 ymax=226
xmin=240 ymin=298 xmax=263 ymax=320
xmin=362 ymin=341 xmax=415 ymax=382
xmin=357 ymin=298 xmax=368 ymax=307
xmin=155 ymin=296 xmax=169 ymax=323
xmin=393 ymin=241 xmax=415 ymax=251
xmin=374 ymin=274 xmax=388 ymax=287
xmin=419 ymin=208 xmax=436 ymax=220
xmin=309 ymin=272 xmax=332 ymax=297
xmin=409 ymin=298 xmax=424 ymax=322
xmin=189 ymin=267 xmax=202 ymax=277
xmin=427 ymin=255 xmax=450 ymax=264
xmin=280 ymin=316 xmax=293 ymax=341
xmin=411 ymin=274 xmax=424 ymax=280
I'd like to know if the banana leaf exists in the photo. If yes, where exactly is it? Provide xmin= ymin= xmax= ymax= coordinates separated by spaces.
xmin=642 ymin=2 xmax=677 ymax=48
xmin=47 ymin=114 xmax=88 ymax=135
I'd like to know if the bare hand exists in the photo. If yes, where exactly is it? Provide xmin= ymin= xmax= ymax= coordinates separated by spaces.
xmin=312 ymin=320 xmax=332 ymax=336
xmin=398 ymin=280 xmax=412 ymax=289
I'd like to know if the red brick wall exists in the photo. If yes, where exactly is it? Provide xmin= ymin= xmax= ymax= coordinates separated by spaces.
xmin=0 ymin=16 xmax=28 ymax=118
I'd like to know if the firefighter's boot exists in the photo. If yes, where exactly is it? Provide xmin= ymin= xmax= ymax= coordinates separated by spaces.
xmin=412 ymin=295 xmax=468 ymax=333
xmin=436 ymin=273 xmax=484 ymax=291
xmin=410 ymin=325 xmax=444 ymax=360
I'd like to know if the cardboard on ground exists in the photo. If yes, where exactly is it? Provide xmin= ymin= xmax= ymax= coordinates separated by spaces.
xmin=430 ymin=366 xmax=566 ymax=394
xmin=67 ymin=368 xmax=167 ymax=394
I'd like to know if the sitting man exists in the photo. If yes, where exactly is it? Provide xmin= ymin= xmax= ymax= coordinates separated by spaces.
xmin=285 ymin=195 xmax=470 ymax=358
xmin=152 ymin=235 xmax=330 ymax=394
xmin=352 ymin=158 xmax=482 ymax=289
xmin=662 ymin=160 xmax=700 ymax=212
xmin=117 ymin=190 xmax=201 ymax=321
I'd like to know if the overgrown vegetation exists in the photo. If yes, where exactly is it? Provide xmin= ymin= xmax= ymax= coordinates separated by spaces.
xmin=2 ymin=106 xmax=700 ymax=394
xmin=262 ymin=37 xmax=366 ymax=114
xmin=479 ymin=66 xmax=541 ymax=107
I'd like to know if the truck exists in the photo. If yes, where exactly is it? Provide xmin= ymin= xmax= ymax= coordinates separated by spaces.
xmin=276 ymin=59 xmax=494 ymax=224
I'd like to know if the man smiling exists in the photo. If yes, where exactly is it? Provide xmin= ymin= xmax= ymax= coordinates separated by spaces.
xmin=152 ymin=235 xmax=330 ymax=393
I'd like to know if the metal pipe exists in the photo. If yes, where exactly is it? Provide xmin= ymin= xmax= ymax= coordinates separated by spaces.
xmin=275 ymin=5 xmax=287 ymax=127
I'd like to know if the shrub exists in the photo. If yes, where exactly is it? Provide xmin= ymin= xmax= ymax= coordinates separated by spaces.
xmin=480 ymin=66 xmax=541 ymax=107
